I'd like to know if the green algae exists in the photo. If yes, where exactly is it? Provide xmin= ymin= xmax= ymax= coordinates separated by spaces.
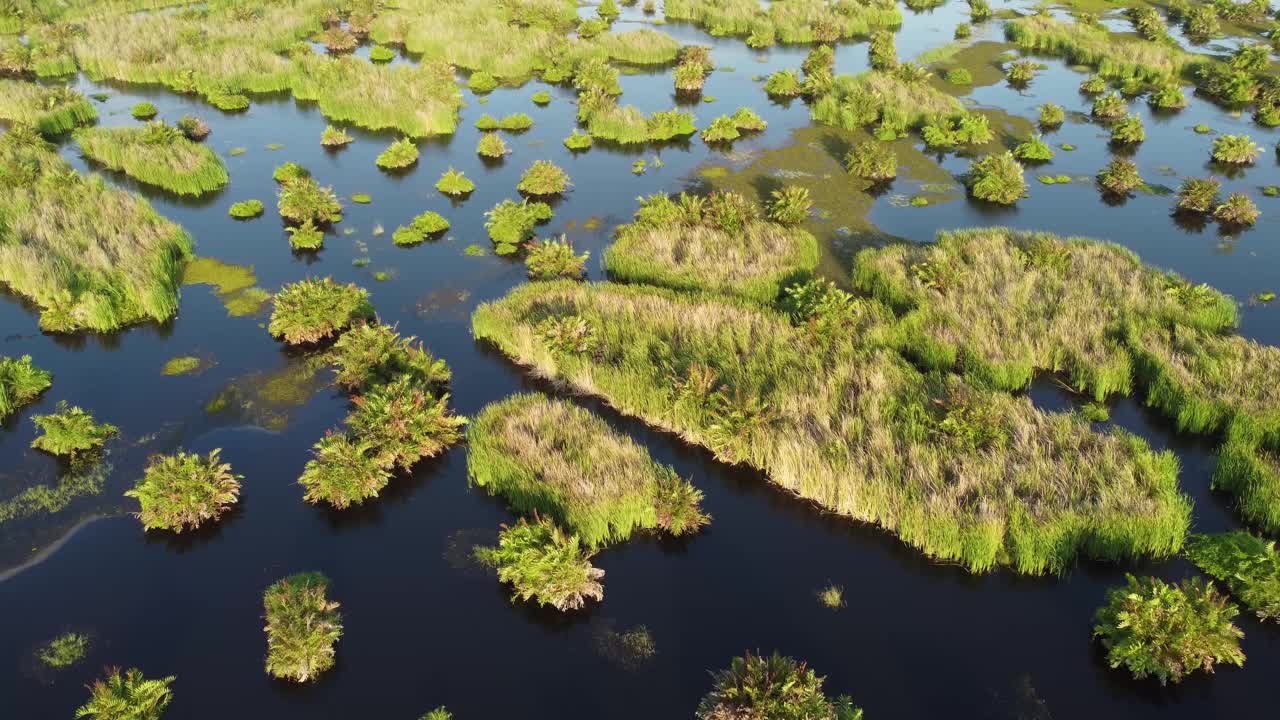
xmin=160 ymin=355 xmax=206 ymax=376
xmin=182 ymin=257 xmax=271 ymax=317
xmin=204 ymin=356 xmax=330 ymax=432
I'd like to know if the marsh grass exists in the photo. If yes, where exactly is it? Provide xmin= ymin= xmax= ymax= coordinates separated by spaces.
xmin=473 ymin=281 xmax=1192 ymax=574
xmin=817 ymin=584 xmax=846 ymax=609
xmin=31 ymin=401 xmax=117 ymax=457
xmin=393 ymin=212 xmax=450 ymax=247
xmin=477 ymin=132 xmax=511 ymax=158
xmin=485 ymin=199 xmax=553 ymax=254
xmin=75 ymin=123 xmax=229 ymax=196
xmin=76 ymin=667 xmax=174 ymax=720
xmin=0 ymin=80 xmax=97 ymax=136
xmin=597 ymin=29 xmax=679 ymax=65
xmin=968 ymin=152 xmax=1025 ymax=205
xmin=1186 ymin=532 xmax=1280 ymax=621
xmin=375 ymin=138 xmax=419 ymax=170
xmin=664 ymin=0 xmax=901 ymax=46
xmin=525 ymin=236 xmax=589 ymax=280
xmin=1014 ymin=135 xmax=1054 ymax=162
xmin=1098 ymin=158 xmax=1144 ymax=196
xmin=475 ymin=516 xmax=605 ymax=611
xmin=1005 ymin=15 xmax=1201 ymax=82
xmin=586 ymin=105 xmax=696 ymax=144
xmin=435 ymin=167 xmax=475 ymax=196
xmin=1211 ymin=134 xmax=1261 ymax=165
xmin=845 ymin=142 xmax=896 ymax=181
xmin=0 ymin=355 xmax=52 ymax=420
xmin=517 ymin=160 xmax=570 ymax=196
xmin=696 ymin=652 xmax=861 ymax=720
xmin=264 ymin=572 xmax=342 ymax=683
xmin=1214 ymin=192 xmax=1259 ymax=226
xmin=277 ymin=176 xmax=342 ymax=225
xmin=1110 ymin=115 xmax=1145 ymax=145
xmin=268 ymin=278 xmax=373 ymax=345
xmin=125 ymin=449 xmax=241 ymax=533
xmin=291 ymin=54 xmax=462 ymax=137
xmin=605 ymin=192 xmax=819 ymax=303
xmin=0 ymin=128 xmax=192 ymax=333
xmin=321 ymin=125 xmax=352 ymax=148
xmin=811 ymin=70 xmax=962 ymax=138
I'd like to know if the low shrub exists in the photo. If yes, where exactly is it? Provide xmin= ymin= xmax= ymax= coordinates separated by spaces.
xmin=287 ymin=221 xmax=325 ymax=251
xmin=475 ymin=517 xmax=605 ymax=611
xmin=31 ymin=401 xmax=117 ymax=457
xmin=436 ymin=167 xmax=475 ymax=196
xmin=76 ymin=668 xmax=174 ymax=720
xmin=564 ymin=130 xmax=593 ymax=150
xmin=499 ymin=113 xmax=534 ymax=131
xmin=268 ymin=278 xmax=373 ymax=345
xmin=517 ymin=160 xmax=570 ymax=196
xmin=1110 ymin=115 xmax=1145 ymax=145
xmin=229 ymin=200 xmax=264 ymax=219
xmin=1214 ymin=192 xmax=1259 ymax=226
xmin=264 ymin=572 xmax=343 ymax=682
xmin=278 ymin=177 xmax=341 ymax=225
xmin=1097 ymin=158 xmax=1143 ymax=196
xmin=526 ymin=237 xmax=589 ymax=280
xmin=273 ymin=162 xmax=310 ymax=184
xmin=468 ymin=70 xmax=498 ymax=94
xmin=131 ymin=102 xmax=158 ymax=120
xmin=321 ymin=125 xmax=353 ymax=147
xmin=1093 ymin=574 xmax=1244 ymax=684
xmin=0 ymin=355 xmax=52 ymax=420
xmin=477 ymin=132 xmax=510 ymax=158
xmin=1212 ymin=134 xmax=1261 ymax=165
xmin=393 ymin=212 xmax=450 ymax=246
xmin=485 ymin=199 xmax=552 ymax=254
xmin=1149 ymin=83 xmax=1187 ymax=110
xmin=731 ymin=107 xmax=767 ymax=131
xmin=696 ymin=652 xmax=862 ymax=720
xmin=376 ymin=138 xmax=419 ymax=170
xmin=1186 ymin=532 xmax=1280 ymax=622
xmin=845 ymin=141 xmax=897 ymax=181
xmin=1013 ymin=134 xmax=1054 ymax=161
xmin=125 ymin=449 xmax=242 ymax=533
xmin=1176 ymin=178 xmax=1221 ymax=214
xmin=968 ymin=152 xmax=1025 ymax=205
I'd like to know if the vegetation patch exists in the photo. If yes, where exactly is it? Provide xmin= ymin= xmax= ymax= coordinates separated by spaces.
xmin=376 ymin=138 xmax=419 ymax=170
xmin=664 ymin=0 xmax=901 ymax=46
xmin=76 ymin=667 xmax=174 ymax=720
xmin=517 ymin=160 xmax=570 ymax=196
xmin=393 ymin=212 xmax=450 ymax=247
xmin=1005 ymin=15 xmax=1201 ymax=83
xmin=436 ymin=167 xmax=475 ymax=196
xmin=811 ymin=70 xmax=963 ymax=138
xmin=264 ymin=572 xmax=342 ymax=683
xmin=290 ymin=54 xmax=463 ymax=138
xmin=37 ymin=632 xmax=89 ymax=669
xmin=468 ymin=394 xmax=709 ymax=547
xmin=31 ymin=401 xmax=117 ymax=458
xmin=229 ymin=199 xmax=265 ymax=219
xmin=1186 ymin=532 xmax=1280 ymax=622
xmin=0 ymin=80 xmax=97 ymax=136
xmin=473 ymin=281 xmax=1192 ymax=574
xmin=696 ymin=652 xmax=861 ymax=720
xmin=605 ymin=191 xmax=819 ymax=303
xmin=526 ymin=236 xmax=589 ymax=281
xmin=160 ymin=356 xmax=203 ymax=376
xmin=278 ymin=176 xmax=342 ymax=226
xmin=597 ymin=29 xmax=679 ymax=65
xmin=485 ymin=199 xmax=552 ymax=254
xmin=475 ymin=516 xmax=605 ymax=611
xmin=125 ymin=449 xmax=241 ymax=533
xmin=75 ymin=122 xmax=229 ymax=196
xmin=321 ymin=125 xmax=353 ymax=148
xmin=0 ymin=355 xmax=52 ymax=420
xmin=268 ymin=278 xmax=373 ymax=346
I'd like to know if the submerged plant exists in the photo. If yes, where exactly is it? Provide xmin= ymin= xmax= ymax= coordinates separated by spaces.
xmin=1176 ymin=178 xmax=1221 ymax=214
xmin=125 ymin=449 xmax=242 ymax=533
xmin=0 ymin=354 xmax=52 ymax=420
xmin=435 ymin=167 xmax=475 ymax=196
xmin=31 ymin=402 xmax=116 ymax=457
xmin=1097 ymin=158 xmax=1144 ymax=196
xmin=1093 ymin=575 xmax=1244 ymax=685
xmin=1212 ymin=134 xmax=1262 ymax=165
xmin=376 ymin=138 xmax=419 ymax=170
xmin=1214 ymin=192 xmax=1259 ymax=226
xmin=517 ymin=160 xmax=570 ymax=196
xmin=476 ymin=517 xmax=604 ymax=611
xmin=1006 ymin=59 xmax=1039 ymax=85
xmin=38 ymin=632 xmax=89 ymax=669
xmin=75 ymin=667 xmax=174 ymax=720
xmin=263 ymin=572 xmax=343 ymax=683
xmin=268 ymin=278 xmax=373 ymax=345
xmin=525 ymin=236 xmax=589 ymax=280
xmin=1149 ymin=83 xmax=1188 ymax=110
xmin=845 ymin=141 xmax=897 ymax=181
xmin=696 ymin=652 xmax=861 ymax=720
xmin=818 ymin=584 xmax=846 ymax=609
xmin=968 ymin=152 xmax=1025 ymax=205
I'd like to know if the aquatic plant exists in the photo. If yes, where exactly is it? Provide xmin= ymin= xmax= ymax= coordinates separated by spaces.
xmin=38 ymin=632 xmax=88 ymax=669
xmin=525 ymin=236 xmax=589 ymax=280
xmin=1097 ymin=158 xmax=1144 ymax=197
xmin=946 ymin=68 xmax=972 ymax=85
xmin=321 ymin=125 xmax=352 ymax=147
xmin=368 ymin=45 xmax=395 ymax=63
xmin=273 ymin=162 xmax=310 ymax=184
xmin=955 ymin=23 xmax=972 ymax=39
xmin=435 ymin=167 xmax=475 ymax=196
xmin=1110 ymin=115 xmax=1145 ymax=145
xmin=1176 ymin=178 xmax=1221 ymax=214
xmin=1005 ymin=59 xmax=1039 ymax=85
xmin=376 ymin=138 xmax=419 ymax=170
xmin=969 ymin=0 xmax=992 ymax=22
xmin=764 ymin=69 xmax=804 ymax=97
xmin=342 ymin=376 xmax=464 ymax=471
xmin=1092 ymin=92 xmax=1126 ymax=119
xmin=868 ymin=30 xmax=897 ymax=70
xmin=75 ymin=667 xmax=174 ymax=720
xmin=731 ymin=107 xmax=767 ymax=131
xmin=130 ymin=102 xmax=157 ymax=120
xmin=702 ymin=115 xmax=741 ymax=143
xmin=330 ymin=323 xmax=451 ymax=393
xmin=1080 ymin=75 xmax=1106 ymax=94
xmin=175 ymin=115 xmax=209 ymax=141
xmin=228 ymin=200 xmax=264 ymax=219
xmin=290 ymin=54 xmax=462 ymax=138
xmin=268 ymin=278 xmax=373 ymax=345
xmin=818 ymin=584 xmax=846 ymax=610
xmin=1093 ymin=575 xmax=1244 ymax=685
xmin=1034 ymin=105 xmax=1065 ymax=132
xmin=1211 ymin=134 xmax=1261 ymax=165
xmin=320 ymin=26 xmax=357 ymax=53
xmin=1149 ymin=83 xmax=1187 ymax=110
xmin=696 ymin=652 xmax=861 ymax=720
xmin=845 ymin=141 xmax=897 ymax=181
xmin=0 ymin=355 xmax=52 ymax=420
xmin=298 ymin=433 xmax=393 ymax=508
xmin=485 ymin=199 xmax=553 ymax=254
xmin=968 ymin=152 xmax=1025 ymax=205
xmin=499 ymin=113 xmax=534 ymax=131
xmin=264 ymin=572 xmax=343 ymax=683
xmin=563 ymin=130 xmax=593 ymax=150
xmin=286 ymin=221 xmax=325 ymax=251
xmin=767 ymin=186 xmax=812 ymax=226
xmin=1196 ymin=64 xmax=1257 ymax=104
xmin=1014 ymin=135 xmax=1054 ymax=162
xmin=392 ymin=212 xmax=450 ymax=247
xmin=277 ymin=177 xmax=342 ymax=226
xmin=477 ymin=132 xmax=511 ymax=158
xmin=475 ymin=516 xmax=605 ymax=611
xmin=1006 ymin=16 xmax=1197 ymax=83
xmin=517 ymin=160 xmax=571 ymax=196
xmin=531 ymin=90 xmax=551 ymax=105
xmin=468 ymin=70 xmax=498 ymax=93
xmin=420 ymin=709 xmax=451 ymax=720
xmin=0 ymin=81 xmax=98 ymax=136
xmin=125 ymin=449 xmax=241 ymax=533
xmin=1186 ymin=532 xmax=1280 ymax=622
xmin=209 ymin=92 xmax=250 ymax=112
xmin=75 ymin=123 xmax=230 ymax=197
xmin=31 ymin=402 xmax=116 ymax=457
xmin=1184 ymin=5 xmax=1221 ymax=40
xmin=1214 ymin=192 xmax=1259 ymax=226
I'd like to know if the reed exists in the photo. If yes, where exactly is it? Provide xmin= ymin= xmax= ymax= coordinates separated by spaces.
xmin=75 ymin=123 xmax=229 ymax=197
xmin=0 ymin=80 xmax=97 ymax=136
xmin=1005 ymin=15 xmax=1202 ymax=82
xmin=595 ymin=29 xmax=679 ymax=65
xmin=291 ymin=54 xmax=462 ymax=137
xmin=1186 ymin=532 xmax=1280 ymax=622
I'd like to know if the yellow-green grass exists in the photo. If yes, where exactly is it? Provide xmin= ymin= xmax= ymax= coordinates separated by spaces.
xmin=473 ymin=281 xmax=1191 ymax=574
xmin=0 ymin=354 xmax=52 ymax=420
xmin=605 ymin=199 xmax=818 ymax=304
xmin=594 ymin=29 xmax=679 ymax=65
xmin=290 ymin=54 xmax=462 ymax=138
xmin=0 ymin=129 xmax=192 ymax=333
xmin=811 ymin=70 xmax=963 ymax=133
xmin=75 ymin=124 xmax=229 ymax=197
xmin=0 ymin=80 xmax=97 ymax=136
xmin=468 ymin=394 xmax=708 ymax=547
xmin=1005 ymin=15 xmax=1205 ymax=82
xmin=663 ymin=0 xmax=901 ymax=45
xmin=1214 ymin=432 xmax=1280 ymax=533
xmin=852 ymin=228 xmax=1237 ymax=400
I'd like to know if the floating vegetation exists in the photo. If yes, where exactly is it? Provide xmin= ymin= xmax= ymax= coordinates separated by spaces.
xmin=812 ymin=70 xmax=962 ymax=139
xmin=818 ymin=583 xmax=846 ymax=609
xmin=525 ymin=236 xmax=589 ymax=281
xmin=845 ymin=142 xmax=896 ymax=181
xmin=182 ymin=257 xmax=270 ymax=318
xmin=290 ymin=54 xmax=462 ymax=137
xmin=469 ymin=394 xmax=709 ymax=546
xmin=1098 ymin=158 xmax=1144 ymax=197
xmin=1186 ymin=532 xmax=1280 ymax=622
xmin=1212 ymin=134 xmax=1262 ymax=165
xmin=1110 ymin=115 xmax=1145 ymax=145
xmin=586 ymin=106 xmax=697 ymax=145
xmin=130 ymin=102 xmax=158 ymax=120
xmin=435 ymin=167 xmax=475 ymax=196
xmin=268 ymin=278 xmax=373 ymax=346
xmin=160 ymin=356 xmax=203 ymax=376
xmin=1093 ymin=575 xmax=1244 ymax=685
xmin=31 ymin=401 xmax=117 ymax=458
xmin=1013 ymin=135 xmax=1054 ymax=162
xmin=368 ymin=45 xmax=395 ymax=63
xmin=474 ymin=280 xmax=1192 ymax=574
xmin=125 ymin=449 xmax=241 ymax=533
xmin=76 ymin=667 xmax=174 ymax=720
xmin=696 ymin=652 xmax=861 ymax=720
xmin=764 ymin=69 xmax=804 ymax=97
xmin=485 ymin=199 xmax=552 ymax=254
xmin=517 ymin=160 xmax=571 ymax=196
xmin=664 ymin=0 xmax=901 ymax=46
xmin=37 ymin=632 xmax=89 ymax=669
xmin=393 ymin=212 xmax=450 ymax=247
xmin=227 ymin=199 xmax=263 ymax=220
xmin=375 ymin=138 xmax=419 ymax=170
xmin=0 ymin=129 xmax=192 ymax=333
xmin=564 ymin=130 xmax=593 ymax=151
xmin=477 ymin=132 xmax=511 ymax=158
xmin=1005 ymin=16 xmax=1200 ymax=83
xmin=946 ymin=68 xmax=972 ymax=85
xmin=968 ymin=152 xmax=1025 ymax=205
xmin=0 ymin=80 xmax=97 ymax=136
xmin=605 ymin=191 xmax=819 ymax=303
xmin=474 ymin=516 xmax=605 ymax=611
xmin=1214 ymin=192 xmax=1259 ymax=227
xmin=532 ymin=90 xmax=551 ymax=105
xmin=264 ymin=572 xmax=343 ymax=683
xmin=0 ymin=355 xmax=52 ymax=420
xmin=278 ymin=176 xmax=342 ymax=226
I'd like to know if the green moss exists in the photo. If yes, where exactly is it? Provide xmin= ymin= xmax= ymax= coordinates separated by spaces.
xmin=484 ymin=199 xmax=553 ymax=254
xmin=76 ymin=668 xmax=173 ymax=719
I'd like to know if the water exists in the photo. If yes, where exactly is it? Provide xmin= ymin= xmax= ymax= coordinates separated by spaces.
xmin=3 ymin=3 xmax=1280 ymax=718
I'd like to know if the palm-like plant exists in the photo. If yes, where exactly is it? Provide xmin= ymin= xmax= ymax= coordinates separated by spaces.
xmin=968 ymin=152 xmax=1026 ymax=205
xmin=525 ymin=236 xmax=589 ymax=280
xmin=517 ymin=160 xmax=570 ymax=196
xmin=1005 ymin=59 xmax=1039 ymax=85
xmin=299 ymin=432 xmax=392 ymax=508
xmin=696 ymin=652 xmax=861 ymax=720
xmin=320 ymin=125 xmax=352 ymax=148
xmin=845 ymin=141 xmax=896 ymax=181
xmin=1176 ymin=177 xmax=1221 ymax=214
xmin=476 ymin=132 xmax=510 ymax=158
xmin=31 ymin=401 xmax=117 ymax=457
xmin=1110 ymin=114 xmax=1145 ymax=145
xmin=268 ymin=278 xmax=373 ymax=345
xmin=477 ymin=516 xmax=604 ymax=611
xmin=346 ymin=376 xmax=465 ymax=470
xmin=277 ymin=176 xmax=341 ymax=225
xmin=767 ymin=186 xmax=812 ymax=226
xmin=1214 ymin=192 xmax=1260 ymax=226
xmin=1212 ymin=134 xmax=1262 ymax=165
xmin=263 ymin=572 xmax=343 ymax=682
xmin=1038 ymin=103 xmax=1065 ymax=127
xmin=435 ymin=167 xmax=475 ymax=196
xmin=125 ymin=449 xmax=242 ymax=532
xmin=0 ymin=354 xmax=52 ymax=419
xmin=75 ymin=667 xmax=174 ymax=720
xmin=1097 ymin=158 xmax=1144 ymax=196
xmin=868 ymin=30 xmax=897 ymax=70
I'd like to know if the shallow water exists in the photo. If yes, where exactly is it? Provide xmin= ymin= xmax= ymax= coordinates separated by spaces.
xmin=3 ymin=2 xmax=1280 ymax=718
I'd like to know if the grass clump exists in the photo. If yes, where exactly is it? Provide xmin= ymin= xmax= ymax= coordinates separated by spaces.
xmin=290 ymin=55 xmax=462 ymax=138
xmin=31 ymin=401 xmax=116 ymax=458
xmin=1098 ymin=158 xmax=1144 ymax=197
xmin=585 ymin=105 xmax=697 ymax=144
xmin=499 ymin=113 xmax=534 ymax=131
xmin=0 ymin=129 xmax=191 ymax=333
xmin=429 ymin=169 xmax=473 ymax=200
xmin=768 ymin=186 xmax=812 ymax=226
xmin=264 ymin=572 xmax=342 ymax=683
xmin=731 ymin=107 xmax=767 ymax=132
xmin=1013 ymin=135 xmax=1054 ymax=162
xmin=1214 ymin=193 xmax=1259 ymax=227
xmin=1092 ymin=92 xmax=1126 ymax=120
xmin=469 ymin=394 xmax=709 ymax=546
xmin=702 ymin=115 xmax=741 ymax=144
xmin=818 ymin=584 xmax=846 ymax=610
xmin=75 ymin=123 xmax=229 ymax=196
xmin=1110 ymin=115 xmax=1145 ymax=145
xmin=696 ymin=652 xmax=862 ymax=720
xmin=1212 ymin=135 xmax=1261 ymax=165
xmin=532 ymin=90 xmax=551 ymax=105
xmin=273 ymin=162 xmax=310 ymax=184
xmin=475 ymin=516 xmax=605 ymax=611
xmin=477 ymin=132 xmax=511 ymax=158
xmin=485 ymin=199 xmax=552 ymax=254
xmin=1005 ymin=59 xmax=1039 ymax=85
xmin=606 ymin=191 xmax=819 ymax=303
xmin=1186 ymin=532 xmax=1280 ymax=622
xmin=321 ymin=125 xmax=353 ymax=148
xmin=764 ymin=69 xmax=804 ymax=97
xmin=811 ymin=70 xmax=963 ymax=138
xmin=598 ymin=29 xmax=680 ymax=65
xmin=868 ymin=29 xmax=897 ymax=70
xmin=286 ymin=222 xmax=324 ymax=251
xmin=0 ymin=355 xmax=52 ymax=420
xmin=1150 ymin=83 xmax=1187 ymax=110
xmin=946 ymin=68 xmax=972 ymax=85
xmin=376 ymin=138 xmax=419 ymax=170
xmin=473 ymin=280 xmax=1192 ymax=574
xmin=1005 ymin=16 xmax=1197 ymax=83
xmin=76 ymin=667 xmax=174 ymax=720
xmin=130 ymin=102 xmax=158 ymax=120
xmin=526 ymin=236 xmax=589 ymax=281
xmin=1093 ymin=574 xmax=1244 ymax=685
xmin=392 ymin=212 xmax=450 ymax=247
xmin=125 ymin=449 xmax=241 ymax=533
xmin=0 ymin=81 xmax=98 ymax=136
xmin=845 ymin=141 xmax=897 ymax=182
xmin=1177 ymin=178 xmax=1221 ymax=214
xmin=368 ymin=45 xmax=395 ymax=63
xmin=38 ymin=632 xmax=89 ymax=669
xmin=968 ymin=152 xmax=1025 ymax=205
xmin=160 ymin=356 xmax=202 ymax=376
xmin=468 ymin=70 xmax=499 ymax=94
xmin=229 ymin=199 xmax=264 ymax=219
xmin=517 ymin=160 xmax=570 ymax=196
xmin=268 ymin=278 xmax=373 ymax=346
xmin=564 ymin=130 xmax=593 ymax=151
xmin=277 ymin=177 xmax=342 ymax=226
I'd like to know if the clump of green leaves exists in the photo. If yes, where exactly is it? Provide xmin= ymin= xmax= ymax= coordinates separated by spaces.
xmin=477 ymin=132 xmax=510 ymax=158
xmin=485 ymin=199 xmax=553 ymax=254
xmin=1149 ymin=83 xmax=1187 ymax=110
xmin=1110 ymin=115 xmax=1145 ymax=145
xmin=37 ymin=632 xmax=89 ymax=669
xmin=869 ymin=30 xmax=897 ymax=70
xmin=696 ymin=652 xmax=862 ymax=720
xmin=286 ymin=221 xmax=324 ymax=251
xmin=76 ymin=667 xmax=174 ymax=720
xmin=368 ymin=45 xmax=395 ymax=63
xmin=845 ymin=141 xmax=896 ymax=181
xmin=278 ymin=177 xmax=342 ymax=225
xmin=946 ymin=68 xmax=972 ymax=85
xmin=268 ymin=278 xmax=373 ymax=345
xmin=1079 ymin=75 xmax=1107 ymax=94
xmin=468 ymin=70 xmax=498 ymax=94
xmin=1092 ymin=92 xmax=1126 ymax=119
xmin=392 ymin=211 xmax=450 ymax=246
xmin=1212 ymin=134 xmax=1261 ymax=165
xmin=702 ymin=115 xmax=741 ymax=143
xmin=968 ymin=152 xmax=1025 ymax=205
xmin=764 ymin=69 xmax=803 ymax=97
xmin=272 ymin=162 xmax=310 ymax=184
xmin=0 ymin=354 xmax=52 ymax=420
xmin=1176 ymin=177 xmax=1221 ymax=214
xmin=321 ymin=125 xmax=352 ymax=148
xmin=175 ymin=115 xmax=209 ymax=141
xmin=475 ymin=517 xmax=605 ymax=611
xmin=1006 ymin=59 xmax=1039 ymax=85
xmin=229 ymin=199 xmax=264 ymax=219
xmin=817 ymin=584 xmax=845 ymax=609
xmin=125 ymin=449 xmax=242 ymax=533
xmin=435 ymin=167 xmax=474 ymax=196
xmin=767 ymin=186 xmax=812 ymax=226
xmin=564 ymin=130 xmax=593 ymax=151
xmin=1214 ymin=192 xmax=1259 ymax=226
xmin=517 ymin=160 xmax=570 ymax=196
xmin=31 ymin=401 xmax=116 ymax=457
xmin=526 ymin=236 xmax=589 ymax=280
xmin=1093 ymin=574 xmax=1244 ymax=685
xmin=1186 ymin=532 xmax=1280 ymax=622
xmin=1097 ymin=158 xmax=1143 ymax=196
xmin=1013 ymin=134 xmax=1054 ymax=162
xmin=131 ymin=102 xmax=157 ymax=120
xmin=376 ymin=138 xmax=419 ymax=170
xmin=264 ymin=572 xmax=343 ymax=682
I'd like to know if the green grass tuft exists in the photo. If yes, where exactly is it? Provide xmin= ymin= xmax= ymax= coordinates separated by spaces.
xmin=0 ymin=355 xmax=52 ymax=420
xmin=436 ymin=167 xmax=475 ymax=196
xmin=268 ymin=278 xmax=373 ymax=346
xmin=264 ymin=572 xmax=343 ymax=683
xmin=1186 ymin=532 xmax=1280 ymax=622
xmin=697 ymin=652 xmax=862 ymax=720
xmin=229 ymin=199 xmax=265 ymax=219
xmin=125 ymin=449 xmax=241 ymax=533
xmin=475 ymin=516 xmax=605 ymax=611
xmin=375 ymin=138 xmax=419 ymax=170
xmin=31 ymin=401 xmax=117 ymax=458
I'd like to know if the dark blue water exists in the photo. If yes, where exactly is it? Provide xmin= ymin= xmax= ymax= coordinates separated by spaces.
xmin=3 ymin=3 xmax=1279 ymax=718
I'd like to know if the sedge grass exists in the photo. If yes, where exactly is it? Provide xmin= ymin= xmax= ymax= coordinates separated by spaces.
xmin=664 ymin=0 xmax=901 ymax=45
xmin=1005 ymin=15 xmax=1203 ymax=82
xmin=0 ymin=79 xmax=97 ymax=136
xmin=0 ymin=355 xmax=52 ymax=420
xmin=75 ymin=123 xmax=229 ymax=197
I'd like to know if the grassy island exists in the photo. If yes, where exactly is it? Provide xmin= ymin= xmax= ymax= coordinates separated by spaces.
xmin=125 ymin=449 xmax=242 ymax=533
xmin=76 ymin=123 xmax=230 ymax=197
xmin=263 ymin=572 xmax=342 ymax=683
xmin=76 ymin=667 xmax=174 ymax=720
xmin=473 ymin=281 xmax=1191 ymax=574
xmin=697 ymin=652 xmax=862 ymax=720
xmin=664 ymin=0 xmax=900 ymax=46
xmin=0 ymin=355 xmax=52 ymax=420
xmin=475 ymin=516 xmax=605 ymax=611
xmin=0 ymin=80 xmax=97 ymax=136
xmin=1186 ymin=532 xmax=1280 ymax=622
xmin=0 ymin=128 xmax=193 ymax=333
